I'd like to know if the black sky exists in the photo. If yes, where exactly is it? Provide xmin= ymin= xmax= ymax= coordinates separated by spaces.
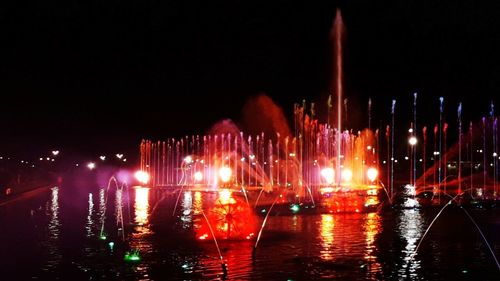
xmin=1 ymin=0 xmax=500 ymax=158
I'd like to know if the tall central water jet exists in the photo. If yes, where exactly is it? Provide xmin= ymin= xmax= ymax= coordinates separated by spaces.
xmin=333 ymin=9 xmax=344 ymax=185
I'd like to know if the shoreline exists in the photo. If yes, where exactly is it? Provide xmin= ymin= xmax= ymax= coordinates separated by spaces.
xmin=0 ymin=184 xmax=53 ymax=207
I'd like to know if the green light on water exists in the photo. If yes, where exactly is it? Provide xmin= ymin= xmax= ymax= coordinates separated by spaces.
xmin=462 ymin=269 xmax=468 ymax=274
xmin=124 ymin=251 xmax=141 ymax=262
xmin=290 ymin=204 xmax=300 ymax=213
xmin=108 ymin=242 xmax=115 ymax=250
xmin=99 ymin=235 xmax=107 ymax=240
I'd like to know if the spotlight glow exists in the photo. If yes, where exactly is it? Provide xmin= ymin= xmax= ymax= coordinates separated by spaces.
xmin=194 ymin=171 xmax=203 ymax=182
xmin=367 ymin=167 xmax=378 ymax=183
xmin=134 ymin=170 xmax=150 ymax=185
xmin=409 ymin=136 xmax=417 ymax=146
xmin=184 ymin=155 xmax=193 ymax=164
xmin=341 ymin=169 xmax=353 ymax=182
xmin=218 ymin=167 xmax=232 ymax=183
xmin=320 ymin=167 xmax=335 ymax=184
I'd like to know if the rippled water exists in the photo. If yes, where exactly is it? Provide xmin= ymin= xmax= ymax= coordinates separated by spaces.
xmin=0 ymin=183 xmax=499 ymax=280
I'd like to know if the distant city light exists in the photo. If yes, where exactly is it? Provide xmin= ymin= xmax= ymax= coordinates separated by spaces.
xmin=87 ymin=162 xmax=96 ymax=170
xmin=51 ymin=150 xmax=60 ymax=156
xmin=116 ymin=153 xmax=124 ymax=159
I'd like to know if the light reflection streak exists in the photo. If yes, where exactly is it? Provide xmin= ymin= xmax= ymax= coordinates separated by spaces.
xmin=319 ymin=214 xmax=335 ymax=260
xmin=181 ymin=191 xmax=193 ymax=229
xmin=41 ymin=186 xmax=62 ymax=271
xmin=363 ymin=212 xmax=382 ymax=276
xmin=129 ymin=187 xmax=153 ymax=279
xmin=193 ymin=191 xmax=202 ymax=215
xmin=134 ymin=187 xmax=150 ymax=226
xmin=48 ymin=187 xmax=60 ymax=239
xmin=398 ymin=209 xmax=423 ymax=278
xmin=85 ymin=193 xmax=94 ymax=238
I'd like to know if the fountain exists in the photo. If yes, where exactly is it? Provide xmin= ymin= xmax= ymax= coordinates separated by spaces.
xmin=99 ymin=177 xmax=125 ymax=241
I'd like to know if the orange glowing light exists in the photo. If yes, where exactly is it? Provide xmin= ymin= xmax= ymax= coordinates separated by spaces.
xmin=218 ymin=189 xmax=236 ymax=205
xmin=218 ymin=167 xmax=232 ymax=183
xmin=367 ymin=167 xmax=378 ymax=182
xmin=341 ymin=168 xmax=353 ymax=182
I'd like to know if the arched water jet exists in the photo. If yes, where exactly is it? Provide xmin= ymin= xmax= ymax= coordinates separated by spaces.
xmin=252 ymin=189 xmax=287 ymax=260
xmin=200 ymin=209 xmax=228 ymax=276
xmin=409 ymin=189 xmax=500 ymax=271
xmin=99 ymin=176 xmax=126 ymax=241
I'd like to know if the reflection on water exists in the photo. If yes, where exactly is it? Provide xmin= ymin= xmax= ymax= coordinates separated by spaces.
xmin=181 ymin=191 xmax=193 ymax=228
xmin=135 ymin=187 xmax=150 ymax=226
xmin=314 ymin=213 xmax=383 ymax=279
xmin=85 ymin=193 xmax=94 ymax=238
xmin=130 ymin=187 xmax=153 ymax=279
xmin=3 ymin=185 xmax=499 ymax=281
xmin=319 ymin=214 xmax=335 ymax=260
xmin=48 ymin=187 xmax=60 ymax=239
xmin=193 ymin=191 xmax=203 ymax=215
xmin=363 ymin=212 xmax=382 ymax=278
xmin=398 ymin=209 xmax=423 ymax=279
xmin=41 ymin=186 xmax=62 ymax=271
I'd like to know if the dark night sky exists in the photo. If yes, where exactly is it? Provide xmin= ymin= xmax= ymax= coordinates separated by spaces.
xmin=1 ymin=0 xmax=500 ymax=159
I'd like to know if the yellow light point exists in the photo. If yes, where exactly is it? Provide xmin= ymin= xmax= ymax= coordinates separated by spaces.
xmin=218 ymin=189 xmax=236 ymax=205
xmin=134 ymin=170 xmax=150 ymax=185
xmin=341 ymin=168 xmax=353 ymax=182
xmin=218 ymin=166 xmax=232 ymax=183
xmin=320 ymin=167 xmax=335 ymax=185
xmin=367 ymin=167 xmax=378 ymax=183
xmin=194 ymin=171 xmax=203 ymax=182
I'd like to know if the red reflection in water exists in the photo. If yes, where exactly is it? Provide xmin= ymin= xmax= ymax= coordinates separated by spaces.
xmin=196 ymin=190 xmax=256 ymax=240
xmin=321 ymin=191 xmax=379 ymax=213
